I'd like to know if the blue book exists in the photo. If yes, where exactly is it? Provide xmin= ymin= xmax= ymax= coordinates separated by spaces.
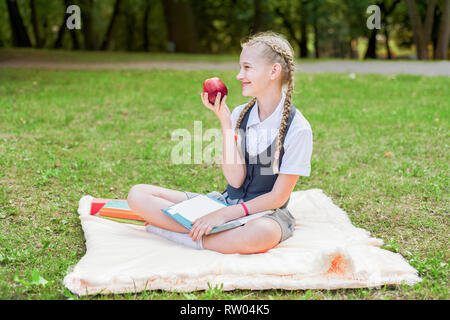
xmin=161 ymin=194 xmax=273 ymax=234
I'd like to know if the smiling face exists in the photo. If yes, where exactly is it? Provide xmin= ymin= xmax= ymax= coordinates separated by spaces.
xmin=236 ymin=44 xmax=280 ymax=97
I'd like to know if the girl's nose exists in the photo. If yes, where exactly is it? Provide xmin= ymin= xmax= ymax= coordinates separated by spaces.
xmin=236 ymin=70 xmax=244 ymax=81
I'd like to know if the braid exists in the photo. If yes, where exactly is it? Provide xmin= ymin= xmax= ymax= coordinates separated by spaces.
xmin=272 ymin=56 xmax=295 ymax=174
xmin=234 ymin=97 xmax=257 ymax=133
xmin=234 ymin=97 xmax=256 ymax=162
xmin=236 ymin=31 xmax=296 ymax=174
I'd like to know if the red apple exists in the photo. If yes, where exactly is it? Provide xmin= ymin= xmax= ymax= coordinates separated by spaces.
xmin=203 ymin=77 xmax=228 ymax=104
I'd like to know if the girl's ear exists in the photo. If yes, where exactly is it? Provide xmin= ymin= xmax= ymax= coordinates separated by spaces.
xmin=270 ymin=63 xmax=282 ymax=81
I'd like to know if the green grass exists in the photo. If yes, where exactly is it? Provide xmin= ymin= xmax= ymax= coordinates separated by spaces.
xmin=0 ymin=67 xmax=448 ymax=300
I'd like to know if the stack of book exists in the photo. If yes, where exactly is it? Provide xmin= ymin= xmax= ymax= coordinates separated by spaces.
xmin=90 ymin=198 xmax=146 ymax=226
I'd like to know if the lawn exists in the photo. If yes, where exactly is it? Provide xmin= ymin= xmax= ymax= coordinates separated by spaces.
xmin=0 ymin=67 xmax=448 ymax=299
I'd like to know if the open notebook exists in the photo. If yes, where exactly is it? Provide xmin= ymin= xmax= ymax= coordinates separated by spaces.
xmin=161 ymin=194 xmax=274 ymax=234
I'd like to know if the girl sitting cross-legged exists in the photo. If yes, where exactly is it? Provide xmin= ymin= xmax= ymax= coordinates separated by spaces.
xmin=127 ymin=31 xmax=313 ymax=254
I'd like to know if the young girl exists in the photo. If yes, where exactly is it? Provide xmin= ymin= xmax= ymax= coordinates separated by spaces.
xmin=127 ymin=31 xmax=313 ymax=254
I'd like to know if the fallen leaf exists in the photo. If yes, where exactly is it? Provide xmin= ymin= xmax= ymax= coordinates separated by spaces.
xmin=384 ymin=151 xmax=393 ymax=157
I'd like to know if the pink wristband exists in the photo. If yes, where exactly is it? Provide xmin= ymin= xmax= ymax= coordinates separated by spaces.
xmin=240 ymin=202 xmax=249 ymax=216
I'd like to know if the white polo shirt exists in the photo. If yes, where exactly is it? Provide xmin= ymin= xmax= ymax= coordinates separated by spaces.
xmin=230 ymin=92 xmax=313 ymax=176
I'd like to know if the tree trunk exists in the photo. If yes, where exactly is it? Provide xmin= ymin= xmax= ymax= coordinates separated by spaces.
xmin=299 ymin=1 xmax=308 ymax=58
xmin=311 ymin=3 xmax=320 ymax=58
xmin=384 ymin=26 xmax=392 ymax=59
xmin=299 ymin=23 xmax=307 ymax=57
xmin=406 ymin=0 xmax=437 ymax=60
xmin=69 ymin=29 xmax=80 ymax=50
xmin=423 ymin=0 xmax=437 ymax=47
xmin=100 ymin=0 xmax=123 ymax=50
xmin=162 ymin=0 xmax=199 ymax=53
xmin=436 ymin=0 xmax=450 ymax=60
xmin=142 ymin=0 xmax=151 ymax=51
xmin=80 ymin=0 xmax=96 ymax=50
xmin=406 ymin=0 xmax=426 ymax=59
xmin=313 ymin=21 xmax=320 ymax=58
xmin=253 ymin=0 xmax=264 ymax=33
xmin=29 ymin=0 xmax=42 ymax=48
xmin=54 ymin=0 xmax=81 ymax=50
xmin=124 ymin=7 xmax=135 ymax=51
xmin=364 ymin=0 xmax=400 ymax=60
xmin=40 ymin=15 xmax=49 ymax=47
xmin=382 ymin=0 xmax=401 ymax=59
xmin=54 ymin=2 xmax=67 ymax=49
xmin=364 ymin=29 xmax=378 ymax=59
xmin=6 ymin=0 xmax=32 ymax=47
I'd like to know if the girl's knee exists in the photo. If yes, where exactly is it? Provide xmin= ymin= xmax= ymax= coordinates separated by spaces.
xmin=239 ymin=219 xmax=281 ymax=254
xmin=127 ymin=184 xmax=151 ymax=207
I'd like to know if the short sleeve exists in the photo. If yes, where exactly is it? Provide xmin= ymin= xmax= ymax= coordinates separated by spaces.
xmin=279 ymin=129 xmax=313 ymax=176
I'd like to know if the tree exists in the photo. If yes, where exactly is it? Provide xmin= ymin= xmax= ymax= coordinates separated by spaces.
xmin=364 ymin=0 xmax=401 ymax=59
xmin=29 ymin=0 xmax=43 ymax=48
xmin=298 ymin=0 xmax=308 ymax=58
xmin=54 ymin=0 xmax=80 ymax=49
xmin=100 ymin=0 xmax=123 ymax=50
xmin=310 ymin=1 xmax=320 ymax=58
xmin=252 ymin=0 xmax=265 ymax=33
xmin=405 ymin=0 xmax=437 ymax=59
xmin=142 ymin=0 xmax=151 ymax=51
xmin=162 ymin=0 xmax=199 ymax=53
xmin=435 ymin=0 xmax=450 ymax=59
xmin=272 ymin=1 xmax=307 ymax=58
xmin=53 ymin=2 xmax=66 ymax=49
xmin=6 ymin=0 xmax=32 ymax=47
xmin=123 ymin=0 xmax=137 ymax=51
xmin=79 ymin=0 xmax=97 ymax=50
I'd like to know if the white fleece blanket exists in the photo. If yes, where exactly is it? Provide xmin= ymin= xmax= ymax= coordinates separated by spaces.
xmin=63 ymin=188 xmax=421 ymax=295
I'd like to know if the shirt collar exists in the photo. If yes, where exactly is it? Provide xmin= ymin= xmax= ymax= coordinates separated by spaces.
xmin=246 ymin=91 xmax=286 ymax=129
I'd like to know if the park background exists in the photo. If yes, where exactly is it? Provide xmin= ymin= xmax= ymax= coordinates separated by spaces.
xmin=0 ymin=0 xmax=449 ymax=300
xmin=1 ymin=0 xmax=449 ymax=59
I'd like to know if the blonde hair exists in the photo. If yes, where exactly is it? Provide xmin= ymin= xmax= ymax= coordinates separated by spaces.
xmin=235 ymin=31 xmax=296 ymax=174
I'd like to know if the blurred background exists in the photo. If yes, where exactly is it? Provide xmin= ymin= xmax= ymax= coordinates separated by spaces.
xmin=1 ymin=0 xmax=449 ymax=60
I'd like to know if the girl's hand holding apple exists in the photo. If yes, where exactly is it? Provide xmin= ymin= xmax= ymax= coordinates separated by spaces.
xmin=201 ymin=78 xmax=231 ymax=125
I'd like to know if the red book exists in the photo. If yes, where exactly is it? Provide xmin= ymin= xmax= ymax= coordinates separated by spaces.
xmin=90 ymin=198 xmax=127 ymax=215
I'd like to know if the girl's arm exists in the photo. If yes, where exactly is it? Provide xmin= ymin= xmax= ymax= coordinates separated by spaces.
xmin=201 ymin=91 xmax=246 ymax=188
